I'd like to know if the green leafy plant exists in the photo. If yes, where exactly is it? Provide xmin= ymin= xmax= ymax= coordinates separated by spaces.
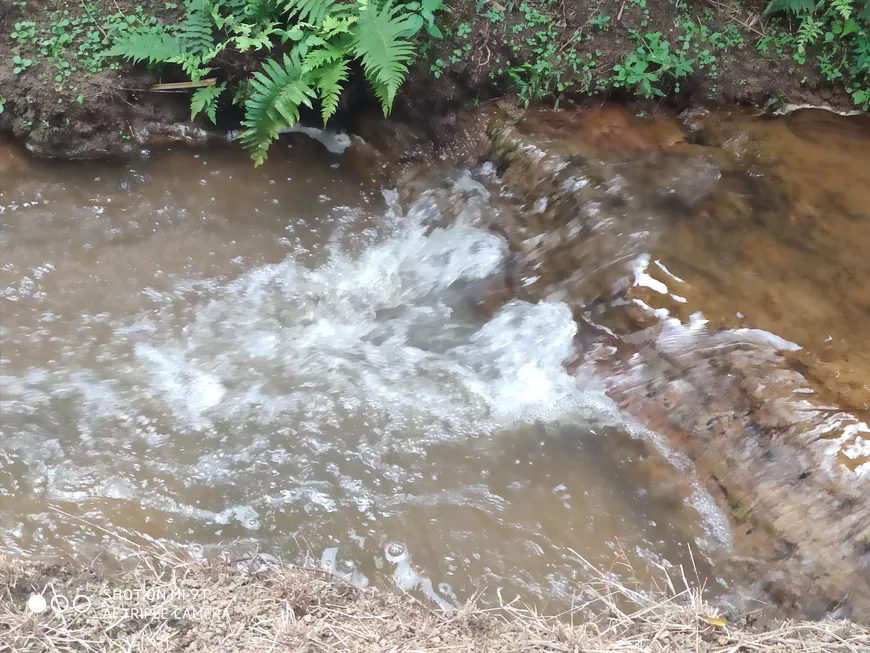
xmin=11 ymin=20 xmax=38 ymax=44
xmin=191 ymin=82 xmax=226 ymax=121
xmin=104 ymin=0 xmax=442 ymax=164
xmin=13 ymin=55 xmax=34 ymax=74
xmin=590 ymin=13 xmax=610 ymax=31
xmin=401 ymin=0 xmax=446 ymax=38
xmin=763 ymin=0 xmax=869 ymax=109
xmin=612 ymin=31 xmax=694 ymax=97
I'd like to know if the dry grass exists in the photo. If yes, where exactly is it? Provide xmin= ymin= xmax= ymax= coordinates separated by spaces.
xmin=1 ymin=549 xmax=867 ymax=653
xmin=706 ymin=0 xmax=771 ymax=38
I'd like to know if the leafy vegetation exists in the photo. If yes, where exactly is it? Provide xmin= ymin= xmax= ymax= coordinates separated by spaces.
xmin=12 ymin=54 xmax=34 ymax=74
xmin=100 ymin=0 xmax=445 ymax=163
xmin=438 ymin=0 xmax=749 ymax=105
xmin=4 ymin=0 xmax=866 ymax=161
xmin=5 ymin=0 xmax=444 ymax=162
xmin=761 ymin=0 xmax=870 ymax=109
xmin=7 ymin=3 xmax=159 ymax=105
xmin=421 ymin=0 xmax=866 ymax=108
xmin=611 ymin=17 xmax=746 ymax=98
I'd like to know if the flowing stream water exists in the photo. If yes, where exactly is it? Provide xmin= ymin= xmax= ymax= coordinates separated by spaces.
xmin=1 ymin=108 xmax=868 ymax=615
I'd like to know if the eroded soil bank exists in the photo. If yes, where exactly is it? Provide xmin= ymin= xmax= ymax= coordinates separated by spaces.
xmin=0 ymin=0 xmax=862 ymax=159
xmin=461 ymin=105 xmax=870 ymax=621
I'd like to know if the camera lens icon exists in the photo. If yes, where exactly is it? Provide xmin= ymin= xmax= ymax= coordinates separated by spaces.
xmin=27 ymin=594 xmax=48 ymax=614
xmin=27 ymin=593 xmax=92 ymax=615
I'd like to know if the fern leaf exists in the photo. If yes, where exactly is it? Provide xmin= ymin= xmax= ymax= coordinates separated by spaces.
xmin=314 ymin=58 xmax=349 ymax=123
xmin=351 ymin=0 xmax=416 ymax=113
xmin=282 ymin=0 xmax=335 ymax=26
xmin=831 ymin=0 xmax=852 ymax=21
xmin=240 ymin=52 xmax=317 ymax=165
xmin=104 ymin=30 xmax=182 ymax=66
xmin=764 ymin=0 xmax=815 ymax=15
xmin=243 ymin=0 xmax=283 ymax=22
xmin=191 ymin=82 xmax=226 ymax=124
xmin=321 ymin=14 xmax=358 ymax=38
xmin=302 ymin=40 xmax=347 ymax=72
xmin=368 ymin=78 xmax=392 ymax=111
xmin=795 ymin=14 xmax=823 ymax=52
xmin=179 ymin=0 xmax=216 ymax=58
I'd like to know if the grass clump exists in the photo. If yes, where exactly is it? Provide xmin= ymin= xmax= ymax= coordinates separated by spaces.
xmin=2 ymin=549 xmax=868 ymax=652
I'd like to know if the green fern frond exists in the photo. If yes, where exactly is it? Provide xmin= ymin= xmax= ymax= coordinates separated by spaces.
xmin=282 ymin=0 xmax=335 ymax=26
xmin=104 ymin=30 xmax=182 ymax=66
xmin=764 ymin=0 xmax=815 ymax=14
xmin=320 ymin=14 xmax=358 ymax=38
xmin=242 ymin=0 xmax=283 ymax=22
xmin=179 ymin=0 xmax=216 ymax=58
xmin=222 ymin=0 xmax=249 ymax=12
xmin=314 ymin=58 xmax=349 ymax=123
xmin=830 ymin=0 xmax=854 ymax=19
xmin=368 ymin=78 xmax=392 ymax=110
xmin=351 ymin=0 xmax=416 ymax=113
xmin=191 ymin=82 xmax=226 ymax=124
xmin=796 ymin=14 xmax=824 ymax=52
xmin=302 ymin=41 xmax=347 ymax=72
xmin=240 ymin=51 xmax=317 ymax=165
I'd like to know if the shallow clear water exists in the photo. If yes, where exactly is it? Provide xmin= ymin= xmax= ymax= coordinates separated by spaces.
xmin=0 ymin=136 xmax=735 ymax=608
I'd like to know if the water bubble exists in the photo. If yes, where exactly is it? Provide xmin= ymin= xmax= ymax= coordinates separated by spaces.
xmin=438 ymin=583 xmax=458 ymax=602
xmin=385 ymin=542 xmax=407 ymax=563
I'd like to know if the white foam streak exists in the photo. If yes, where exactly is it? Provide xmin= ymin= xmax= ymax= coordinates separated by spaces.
xmin=124 ymin=180 xmax=595 ymax=439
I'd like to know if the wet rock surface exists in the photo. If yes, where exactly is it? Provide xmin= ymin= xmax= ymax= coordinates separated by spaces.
xmin=474 ymin=106 xmax=870 ymax=621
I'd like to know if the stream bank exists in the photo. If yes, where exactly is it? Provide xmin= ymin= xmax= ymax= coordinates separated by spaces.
xmin=1 ymin=0 xmax=864 ymax=159
xmin=3 ymin=552 xmax=868 ymax=652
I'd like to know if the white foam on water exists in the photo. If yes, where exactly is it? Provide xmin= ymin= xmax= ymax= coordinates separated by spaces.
xmin=2 ymin=173 xmax=621 ymax=523
xmin=113 ymin=178 xmax=602 ymax=445
xmin=0 ymin=168 xmax=730 ymax=607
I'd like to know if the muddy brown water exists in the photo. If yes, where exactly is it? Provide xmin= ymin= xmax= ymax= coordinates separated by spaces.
xmin=1 ymin=108 xmax=868 ymax=617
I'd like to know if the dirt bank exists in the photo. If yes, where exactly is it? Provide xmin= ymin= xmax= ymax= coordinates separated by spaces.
xmin=0 ymin=0 xmax=861 ymax=159
xmin=2 ymin=551 xmax=867 ymax=652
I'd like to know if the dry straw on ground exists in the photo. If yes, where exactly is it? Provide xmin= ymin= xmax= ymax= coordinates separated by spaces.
xmin=1 ymin=548 xmax=867 ymax=653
